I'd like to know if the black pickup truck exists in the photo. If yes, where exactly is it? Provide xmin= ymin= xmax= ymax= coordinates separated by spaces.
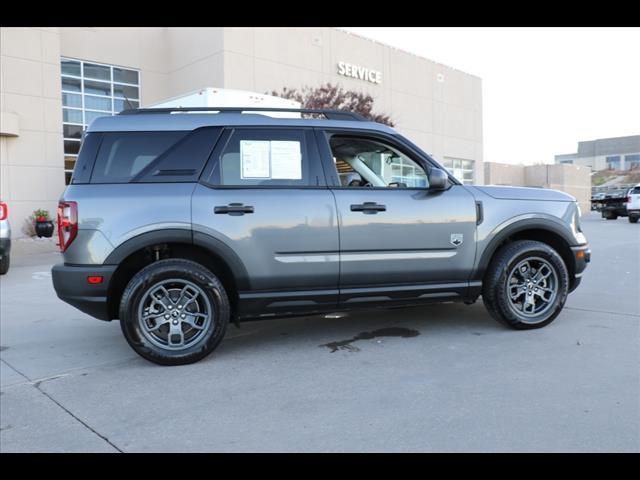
xmin=591 ymin=189 xmax=630 ymax=220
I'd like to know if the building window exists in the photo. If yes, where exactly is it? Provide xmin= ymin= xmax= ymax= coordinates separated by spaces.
xmin=61 ymin=58 xmax=140 ymax=184
xmin=442 ymin=157 xmax=475 ymax=184
xmin=605 ymin=155 xmax=621 ymax=170
xmin=559 ymin=159 xmax=573 ymax=164
xmin=625 ymin=154 xmax=640 ymax=170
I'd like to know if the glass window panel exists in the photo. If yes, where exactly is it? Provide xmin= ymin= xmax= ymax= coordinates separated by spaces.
xmin=83 ymin=79 xmax=111 ymax=96
xmin=62 ymin=76 xmax=81 ymax=92
xmin=84 ymin=95 xmax=112 ymax=111
xmin=64 ymin=156 xmax=77 ymax=170
xmin=113 ymin=68 xmax=139 ymax=85
xmin=114 ymin=98 xmax=139 ymax=112
xmin=85 ymin=110 xmax=109 ymax=124
xmin=65 ymin=171 xmax=73 ymax=185
xmin=63 ymin=124 xmax=84 ymax=139
xmin=64 ymin=140 xmax=81 ymax=155
xmin=61 ymin=59 xmax=81 ymax=77
xmin=62 ymin=92 xmax=82 ymax=108
xmin=63 ymin=108 xmax=83 ymax=123
xmin=83 ymin=63 xmax=111 ymax=81
xmin=113 ymin=84 xmax=139 ymax=99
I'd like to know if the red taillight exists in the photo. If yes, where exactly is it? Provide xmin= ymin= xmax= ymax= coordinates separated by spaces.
xmin=0 ymin=202 xmax=7 ymax=221
xmin=87 ymin=276 xmax=104 ymax=284
xmin=624 ymin=196 xmax=630 ymax=203
xmin=57 ymin=201 xmax=78 ymax=252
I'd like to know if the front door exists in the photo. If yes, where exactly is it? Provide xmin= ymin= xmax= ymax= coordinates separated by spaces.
xmin=317 ymin=130 xmax=478 ymax=305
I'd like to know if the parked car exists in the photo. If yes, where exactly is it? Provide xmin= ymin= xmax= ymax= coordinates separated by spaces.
xmin=626 ymin=183 xmax=640 ymax=223
xmin=0 ymin=201 xmax=11 ymax=275
xmin=51 ymin=107 xmax=591 ymax=365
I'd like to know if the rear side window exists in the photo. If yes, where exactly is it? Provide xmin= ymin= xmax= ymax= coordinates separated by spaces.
xmin=632 ymin=186 xmax=640 ymax=194
xmin=208 ymin=129 xmax=321 ymax=187
xmin=71 ymin=132 xmax=102 ymax=184
xmin=90 ymin=131 xmax=187 ymax=183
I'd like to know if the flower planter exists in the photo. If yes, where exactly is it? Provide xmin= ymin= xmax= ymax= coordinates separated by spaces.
xmin=35 ymin=220 xmax=54 ymax=238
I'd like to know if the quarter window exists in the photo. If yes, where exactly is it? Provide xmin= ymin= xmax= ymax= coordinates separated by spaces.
xmin=61 ymin=57 xmax=140 ymax=185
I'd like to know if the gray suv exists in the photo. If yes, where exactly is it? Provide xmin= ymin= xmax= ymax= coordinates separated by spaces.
xmin=52 ymin=107 xmax=590 ymax=365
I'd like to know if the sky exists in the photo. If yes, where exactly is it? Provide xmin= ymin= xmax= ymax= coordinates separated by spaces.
xmin=343 ymin=27 xmax=640 ymax=165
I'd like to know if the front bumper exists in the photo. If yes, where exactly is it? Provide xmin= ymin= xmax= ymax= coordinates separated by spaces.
xmin=0 ymin=237 xmax=11 ymax=257
xmin=569 ymin=245 xmax=590 ymax=292
xmin=51 ymin=263 xmax=117 ymax=321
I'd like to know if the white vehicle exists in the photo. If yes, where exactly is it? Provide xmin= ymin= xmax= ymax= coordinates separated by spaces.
xmin=626 ymin=183 xmax=640 ymax=223
xmin=147 ymin=87 xmax=302 ymax=118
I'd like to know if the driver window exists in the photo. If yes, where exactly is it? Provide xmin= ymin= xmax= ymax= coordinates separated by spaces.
xmin=329 ymin=135 xmax=429 ymax=188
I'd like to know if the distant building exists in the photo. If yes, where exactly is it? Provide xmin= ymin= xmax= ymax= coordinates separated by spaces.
xmin=555 ymin=135 xmax=640 ymax=171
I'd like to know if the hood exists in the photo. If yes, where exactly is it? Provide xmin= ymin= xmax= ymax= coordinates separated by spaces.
xmin=472 ymin=185 xmax=576 ymax=202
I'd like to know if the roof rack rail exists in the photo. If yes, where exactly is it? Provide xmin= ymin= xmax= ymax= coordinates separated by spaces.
xmin=118 ymin=107 xmax=367 ymax=122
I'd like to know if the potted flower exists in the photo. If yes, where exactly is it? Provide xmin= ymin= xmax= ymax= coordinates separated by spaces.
xmin=33 ymin=209 xmax=54 ymax=238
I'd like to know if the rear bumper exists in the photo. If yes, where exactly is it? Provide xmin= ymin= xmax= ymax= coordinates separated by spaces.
xmin=0 ymin=237 xmax=11 ymax=257
xmin=51 ymin=263 xmax=117 ymax=321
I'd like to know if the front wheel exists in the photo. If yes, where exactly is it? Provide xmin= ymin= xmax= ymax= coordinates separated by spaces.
xmin=119 ymin=259 xmax=229 ymax=365
xmin=482 ymin=240 xmax=569 ymax=329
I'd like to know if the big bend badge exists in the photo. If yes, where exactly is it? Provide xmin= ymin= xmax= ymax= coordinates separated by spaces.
xmin=450 ymin=233 xmax=464 ymax=247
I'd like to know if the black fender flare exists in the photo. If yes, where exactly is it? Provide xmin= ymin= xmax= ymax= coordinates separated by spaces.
xmin=103 ymin=228 xmax=250 ymax=290
xmin=473 ymin=217 xmax=577 ymax=281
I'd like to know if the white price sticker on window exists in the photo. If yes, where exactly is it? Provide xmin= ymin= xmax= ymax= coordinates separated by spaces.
xmin=270 ymin=141 xmax=302 ymax=180
xmin=240 ymin=140 xmax=271 ymax=178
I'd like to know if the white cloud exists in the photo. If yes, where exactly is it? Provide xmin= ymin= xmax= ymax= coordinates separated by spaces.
xmin=343 ymin=27 xmax=640 ymax=165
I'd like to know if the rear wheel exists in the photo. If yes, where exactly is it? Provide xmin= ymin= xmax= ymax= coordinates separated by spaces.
xmin=604 ymin=211 xmax=618 ymax=220
xmin=629 ymin=215 xmax=639 ymax=223
xmin=0 ymin=254 xmax=9 ymax=275
xmin=483 ymin=240 xmax=569 ymax=329
xmin=119 ymin=259 xmax=229 ymax=365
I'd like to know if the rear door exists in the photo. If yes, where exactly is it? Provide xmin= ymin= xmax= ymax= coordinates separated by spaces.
xmin=316 ymin=129 xmax=478 ymax=305
xmin=192 ymin=127 xmax=340 ymax=316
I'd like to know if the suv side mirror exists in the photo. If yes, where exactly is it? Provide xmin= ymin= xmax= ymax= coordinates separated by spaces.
xmin=428 ymin=168 xmax=449 ymax=191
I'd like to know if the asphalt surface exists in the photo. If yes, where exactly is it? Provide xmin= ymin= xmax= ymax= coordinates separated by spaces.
xmin=1 ymin=212 xmax=638 ymax=452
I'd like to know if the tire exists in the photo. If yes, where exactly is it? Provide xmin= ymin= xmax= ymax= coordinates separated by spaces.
xmin=482 ymin=240 xmax=569 ymax=330
xmin=0 ymin=254 xmax=9 ymax=275
xmin=119 ymin=258 xmax=229 ymax=365
xmin=629 ymin=215 xmax=639 ymax=223
xmin=604 ymin=211 xmax=617 ymax=220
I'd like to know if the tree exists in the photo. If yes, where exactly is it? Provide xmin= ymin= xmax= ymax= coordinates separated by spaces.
xmin=270 ymin=83 xmax=394 ymax=126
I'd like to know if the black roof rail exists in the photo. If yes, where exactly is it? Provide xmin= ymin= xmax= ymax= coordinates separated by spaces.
xmin=118 ymin=106 xmax=367 ymax=122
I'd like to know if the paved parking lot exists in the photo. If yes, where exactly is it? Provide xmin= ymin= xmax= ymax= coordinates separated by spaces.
xmin=1 ymin=212 xmax=638 ymax=452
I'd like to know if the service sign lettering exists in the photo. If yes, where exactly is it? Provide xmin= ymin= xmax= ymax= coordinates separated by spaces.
xmin=337 ymin=61 xmax=382 ymax=84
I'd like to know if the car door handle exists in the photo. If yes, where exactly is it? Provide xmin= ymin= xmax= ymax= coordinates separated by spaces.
xmin=214 ymin=203 xmax=254 ymax=215
xmin=350 ymin=202 xmax=386 ymax=214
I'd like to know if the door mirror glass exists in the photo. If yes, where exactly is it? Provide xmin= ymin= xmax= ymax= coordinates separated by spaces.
xmin=428 ymin=168 xmax=449 ymax=190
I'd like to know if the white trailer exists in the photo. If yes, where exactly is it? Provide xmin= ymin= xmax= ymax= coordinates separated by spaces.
xmin=147 ymin=88 xmax=301 ymax=117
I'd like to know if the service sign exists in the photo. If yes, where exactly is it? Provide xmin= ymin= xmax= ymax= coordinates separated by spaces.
xmin=337 ymin=61 xmax=382 ymax=84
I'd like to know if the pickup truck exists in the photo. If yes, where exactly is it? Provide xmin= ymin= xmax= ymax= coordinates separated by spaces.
xmin=592 ymin=189 xmax=632 ymax=220
xmin=626 ymin=184 xmax=640 ymax=223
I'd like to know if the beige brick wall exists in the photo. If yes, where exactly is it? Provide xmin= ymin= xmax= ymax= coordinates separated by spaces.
xmin=485 ymin=162 xmax=591 ymax=212
xmin=1 ymin=27 xmax=65 ymax=236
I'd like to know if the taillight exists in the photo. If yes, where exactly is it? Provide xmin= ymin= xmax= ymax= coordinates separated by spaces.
xmin=624 ymin=196 xmax=630 ymax=203
xmin=57 ymin=201 xmax=78 ymax=252
xmin=0 ymin=202 xmax=7 ymax=221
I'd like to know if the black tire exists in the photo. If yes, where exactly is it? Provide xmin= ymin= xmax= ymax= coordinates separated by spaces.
xmin=629 ymin=215 xmax=639 ymax=223
xmin=0 ymin=255 xmax=9 ymax=275
xmin=604 ymin=211 xmax=617 ymax=220
xmin=482 ymin=240 xmax=569 ymax=330
xmin=119 ymin=258 xmax=229 ymax=365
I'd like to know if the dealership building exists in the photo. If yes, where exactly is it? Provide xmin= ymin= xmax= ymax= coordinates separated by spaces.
xmin=555 ymin=135 xmax=640 ymax=172
xmin=0 ymin=27 xmax=484 ymax=237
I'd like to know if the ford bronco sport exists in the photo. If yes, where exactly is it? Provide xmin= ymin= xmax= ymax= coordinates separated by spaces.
xmin=52 ymin=107 xmax=590 ymax=365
